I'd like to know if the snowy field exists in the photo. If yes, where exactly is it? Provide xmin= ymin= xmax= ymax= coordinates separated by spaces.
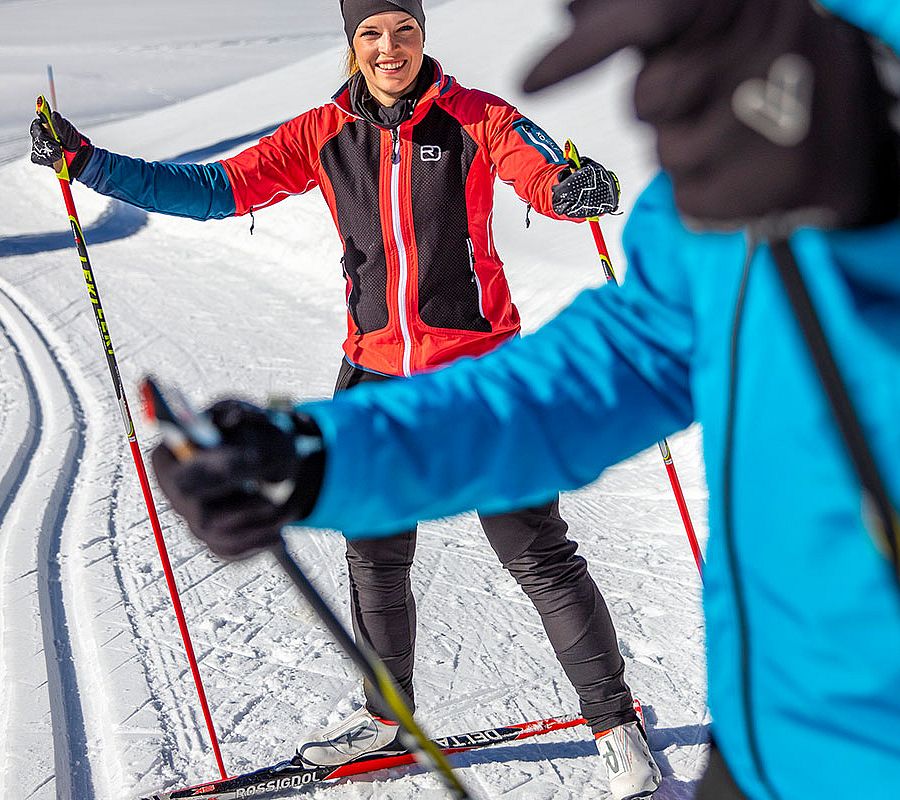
xmin=0 ymin=1 xmax=710 ymax=798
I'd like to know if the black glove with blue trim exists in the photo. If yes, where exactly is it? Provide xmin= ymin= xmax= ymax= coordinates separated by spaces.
xmin=527 ymin=0 xmax=900 ymax=230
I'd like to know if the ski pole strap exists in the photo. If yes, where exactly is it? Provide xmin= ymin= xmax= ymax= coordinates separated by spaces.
xmin=35 ymin=95 xmax=70 ymax=181
xmin=768 ymin=238 xmax=900 ymax=583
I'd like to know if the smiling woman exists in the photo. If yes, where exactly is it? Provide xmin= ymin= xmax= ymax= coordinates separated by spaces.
xmin=28 ymin=0 xmax=639 ymax=795
xmin=341 ymin=1 xmax=427 ymax=95
xmin=350 ymin=11 xmax=424 ymax=105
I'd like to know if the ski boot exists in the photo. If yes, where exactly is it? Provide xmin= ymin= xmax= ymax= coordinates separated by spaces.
xmin=296 ymin=708 xmax=406 ymax=767
xmin=595 ymin=718 xmax=662 ymax=800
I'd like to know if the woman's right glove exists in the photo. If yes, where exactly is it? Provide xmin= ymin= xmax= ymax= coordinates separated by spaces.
xmin=151 ymin=399 xmax=326 ymax=560
xmin=30 ymin=111 xmax=94 ymax=179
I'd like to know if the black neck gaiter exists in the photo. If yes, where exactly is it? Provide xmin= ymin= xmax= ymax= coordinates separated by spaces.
xmin=349 ymin=55 xmax=436 ymax=129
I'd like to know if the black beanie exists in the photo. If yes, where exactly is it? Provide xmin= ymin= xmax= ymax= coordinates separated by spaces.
xmin=341 ymin=0 xmax=426 ymax=45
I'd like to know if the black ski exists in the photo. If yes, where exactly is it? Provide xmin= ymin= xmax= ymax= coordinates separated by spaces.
xmin=142 ymin=714 xmax=585 ymax=799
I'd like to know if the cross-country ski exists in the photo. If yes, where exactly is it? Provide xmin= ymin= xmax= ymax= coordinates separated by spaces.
xmin=144 ymin=715 xmax=587 ymax=800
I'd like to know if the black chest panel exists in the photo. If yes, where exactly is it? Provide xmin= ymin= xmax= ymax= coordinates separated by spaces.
xmin=320 ymin=120 xmax=389 ymax=334
xmin=321 ymin=105 xmax=491 ymax=336
xmin=411 ymin=104 xmax=491 ymax=332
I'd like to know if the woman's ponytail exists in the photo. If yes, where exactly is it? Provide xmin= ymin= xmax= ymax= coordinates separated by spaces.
xmin=346 ymin=48 xmax=360 ymax=77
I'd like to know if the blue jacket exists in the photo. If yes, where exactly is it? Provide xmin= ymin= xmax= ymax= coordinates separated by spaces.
xmin=296 ymin=4 xmax=900 ymax=795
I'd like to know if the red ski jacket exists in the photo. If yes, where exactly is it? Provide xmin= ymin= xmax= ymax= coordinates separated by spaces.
xmin=221 ymin=61 xmax=571 ymax=376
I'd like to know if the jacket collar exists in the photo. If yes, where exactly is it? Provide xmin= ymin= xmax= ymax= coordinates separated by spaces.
xmin=332 ymin=57 xmax=452 ymax=125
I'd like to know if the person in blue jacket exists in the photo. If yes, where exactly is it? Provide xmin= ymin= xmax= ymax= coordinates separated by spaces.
xmin=151 ymin=0 xmax=900 ymax=798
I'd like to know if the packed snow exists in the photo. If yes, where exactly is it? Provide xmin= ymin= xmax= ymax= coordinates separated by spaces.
xmin=0 ymin=1 xmax=710 ymax=798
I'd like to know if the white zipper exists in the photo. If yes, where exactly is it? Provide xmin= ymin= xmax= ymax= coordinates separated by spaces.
xmin=467 ymin=237 xmax=486 ymax=319
xmin=390 ymin=127 xmax=413 ymax=377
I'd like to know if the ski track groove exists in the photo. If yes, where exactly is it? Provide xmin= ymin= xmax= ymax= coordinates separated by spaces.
xmin=100 ymin=456 xmax=180 ymax=778
xmin=0 ymin=280 xmax=94 ymax=799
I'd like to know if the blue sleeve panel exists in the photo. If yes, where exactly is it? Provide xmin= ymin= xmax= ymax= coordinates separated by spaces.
xmin=511 ymin=118 xmax=568 ymax=166
xmin=299 ymin=181 xmax=696 ymax=538
xmin=77 ymin=148 xmax=236 ymax=220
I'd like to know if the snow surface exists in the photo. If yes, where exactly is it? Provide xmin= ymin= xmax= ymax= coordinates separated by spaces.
xmin=0 ymin=1 xmax=710 ymax=798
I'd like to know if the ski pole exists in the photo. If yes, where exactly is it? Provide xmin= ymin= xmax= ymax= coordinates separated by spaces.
xmin=272 ymin=541 xmax=473 ymax=799
xmin=769 ymin=238 xmax=900 ymax=583
xmin=139 ymin=377 xmax=473 ymax=800
xmin=46 ymin=65 xmax=58 ymax=112
xmin=565 ymin=139 xmax=705 ymax=579
xmin=34 ymin=95 xmax=229 ymax=780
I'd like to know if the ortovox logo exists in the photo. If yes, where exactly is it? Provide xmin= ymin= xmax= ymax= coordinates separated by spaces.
xmin=420 ymin=145 xmax=442 ymax=161
xmin=732 ymin=53 xmax=814 ymax=147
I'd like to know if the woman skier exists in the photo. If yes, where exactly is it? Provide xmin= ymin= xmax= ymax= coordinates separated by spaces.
xmin=31 ymin=2 xmax=659 ymax=797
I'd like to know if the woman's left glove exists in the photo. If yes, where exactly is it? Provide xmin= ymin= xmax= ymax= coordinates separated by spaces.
xmin=30 ymin=111 xmax=94 ymax=179
xmin=552 ymin=158 xmax=621 ymax=218
xmin=151 ymin=399 xmax=326 ymax=560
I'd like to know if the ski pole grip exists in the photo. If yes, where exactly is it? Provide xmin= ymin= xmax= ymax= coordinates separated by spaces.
xmin=564 ymin=138 xmax=583 ymax=170
xmin=35 ymin=94 xmax=69 ymax=180
xmin=564 ymin=138 xmax=601 ymax=224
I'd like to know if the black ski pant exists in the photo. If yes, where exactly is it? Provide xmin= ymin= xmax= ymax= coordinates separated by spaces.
xmin=696 ymin=742 xmax=748 ymax=800
xmin=335 ymin=358 xmax=635 ymax=734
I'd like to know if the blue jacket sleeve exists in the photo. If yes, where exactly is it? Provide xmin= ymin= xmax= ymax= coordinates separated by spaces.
xmin=817 ymin=0 xmax=900 ymax=54
xmin=78 ymin=148 xmax=236 ymax=220
xmin=299 ymin=176 xmax=697 ymax=538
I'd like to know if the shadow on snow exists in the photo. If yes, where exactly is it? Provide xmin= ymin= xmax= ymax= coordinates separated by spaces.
xmin=0 ymin=122 xmax=282 ymax=259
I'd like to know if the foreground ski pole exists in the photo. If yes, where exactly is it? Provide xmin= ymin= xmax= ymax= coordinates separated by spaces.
xmin=565 ymin=139 xmax=705 ymax=579
xmin=140 ymin=377 xmax=473 ymax=800
xmin=273 ymin=541 xmax=473 ymax=799
xmin=34 ymin=95 xmax=229 ymax=780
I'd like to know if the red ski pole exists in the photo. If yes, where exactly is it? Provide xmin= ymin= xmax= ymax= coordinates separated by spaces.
xmin=35 ymin=95 xmax=229 ymax=779
xmin=565 ymin=139 xmax=705 ymax=579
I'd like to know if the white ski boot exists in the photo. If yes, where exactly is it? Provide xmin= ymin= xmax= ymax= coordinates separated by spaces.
xmin=296 ymin=708 xmax=405 ymax=767
xmin=595 ymin=720 xmax=662 ymax=800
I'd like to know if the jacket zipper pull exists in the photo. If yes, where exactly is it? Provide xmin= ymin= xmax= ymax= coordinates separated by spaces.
xmin=391 ymin=128 xmax=401 ymax=165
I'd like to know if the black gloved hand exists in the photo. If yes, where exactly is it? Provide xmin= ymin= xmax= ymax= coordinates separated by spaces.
xmin=525 ymin=0 xmax=900 ymax=230
xmin=151 ymin=399 xmax=326 ymax=560
xmin=30 ymin=111 xmax=94 ymax=179
xmin=552 ymin=157 xmax=621 ymax=218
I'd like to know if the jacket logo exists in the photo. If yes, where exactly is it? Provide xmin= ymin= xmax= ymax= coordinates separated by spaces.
xmin=420 ymin=145 xmax=443 ymax=161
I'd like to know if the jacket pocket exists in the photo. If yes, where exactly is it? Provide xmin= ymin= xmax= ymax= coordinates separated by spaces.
xmin=343 ymin=240 xmax=389 ymax=334
xmin=418 ymin=236 xmax=492 ymax=333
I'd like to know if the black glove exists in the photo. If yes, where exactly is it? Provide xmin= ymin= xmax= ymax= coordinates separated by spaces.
xmin=151 ymin=399 xmax=326 ymax=560
xmin=526 ymin=0 xmax=900 ymax=230
xmin=30 ymin=111 xmax=94 ymax=179
xmin=552 ymin=157 xmax=621 ymax=218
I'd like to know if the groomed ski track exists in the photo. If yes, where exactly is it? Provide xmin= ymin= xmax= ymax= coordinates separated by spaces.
xmin=0 ymin=2 xmax=710 ymax=798
xmin=0 ymin=280 xmax=91 ymax=798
